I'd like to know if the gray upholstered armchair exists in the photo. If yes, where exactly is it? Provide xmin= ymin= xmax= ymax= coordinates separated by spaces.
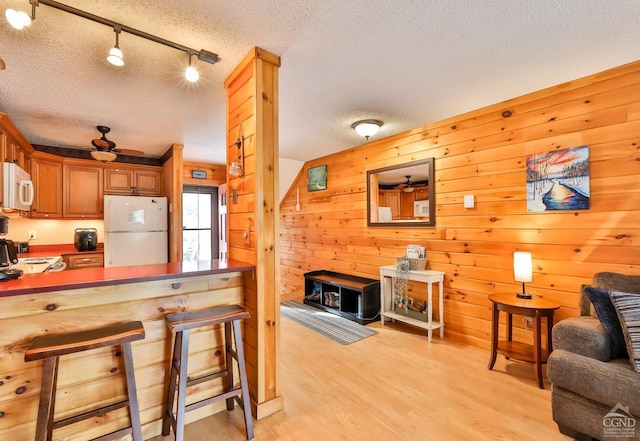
xmin=547 ymin=272 xmax=640 ymax=441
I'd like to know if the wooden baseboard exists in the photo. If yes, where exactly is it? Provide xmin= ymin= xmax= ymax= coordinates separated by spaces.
xmin=254 ymin=394 xmax=285 ymax=420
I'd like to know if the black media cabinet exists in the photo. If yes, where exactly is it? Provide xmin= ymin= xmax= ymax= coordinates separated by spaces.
xmin=303 ymin=270 xmax=380 ymax=325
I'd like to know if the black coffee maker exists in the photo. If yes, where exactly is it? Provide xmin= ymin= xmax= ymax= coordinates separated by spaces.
xmin=0 ymin=216 xmax=22 ymax=281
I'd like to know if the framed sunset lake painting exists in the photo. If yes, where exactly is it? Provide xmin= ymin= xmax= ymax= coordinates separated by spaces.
xmin=526 ymin=146 xmax=590 ymax=212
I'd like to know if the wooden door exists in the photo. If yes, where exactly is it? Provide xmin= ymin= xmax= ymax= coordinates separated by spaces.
xmin=63 ymin=164 xmax=103 ymax=218
xmin=30 ymin=156 xmax=63 ymax=218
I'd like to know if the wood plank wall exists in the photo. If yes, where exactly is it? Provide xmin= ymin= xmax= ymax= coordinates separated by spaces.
xmin=224 ymin=47 xmax=283 ymax=418
xmin=182 ymin=161 xmax=226 ymax=186
xmin=280 ymin=61 xmax=640 ymax=349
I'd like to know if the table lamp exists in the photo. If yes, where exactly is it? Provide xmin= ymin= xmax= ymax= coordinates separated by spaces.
xmin=513 ymin=251 xmax=532 ymax=299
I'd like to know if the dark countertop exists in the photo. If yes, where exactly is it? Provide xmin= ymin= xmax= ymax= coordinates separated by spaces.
xmin=18 ymin=243 xmax=104 ymax=258
xmin=0 ymin=259 xmax=255 ymax=297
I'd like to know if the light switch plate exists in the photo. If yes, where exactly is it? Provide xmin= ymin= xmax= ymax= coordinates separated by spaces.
xmin=464 ymin=194 xmax=475 ymax=208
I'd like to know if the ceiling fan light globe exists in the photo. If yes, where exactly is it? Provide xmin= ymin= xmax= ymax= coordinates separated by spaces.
xmin=107 ymin=47 xmax=124 ymax=66
xmin=91 ymin=150 xmax=117 ymax=162
xmin=185 ymin=66 xmax=199 ymax=82
xmin=6 ymin=9 xmax=31 ymax=29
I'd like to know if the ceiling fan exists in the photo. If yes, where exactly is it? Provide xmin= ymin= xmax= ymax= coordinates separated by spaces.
xmin=395 ymin=175 xmax=415 ymax=192
xmin=90 ymin=126 xmax=144 ymax=161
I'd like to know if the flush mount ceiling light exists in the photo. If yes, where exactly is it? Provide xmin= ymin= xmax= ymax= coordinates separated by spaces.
xmin=106 ymin=25 xmax=124 ymax=66
xmin=351 ymin=119 xmax=383 ymax=140
xmin=5 ymin=0 xmax=220 ymax=81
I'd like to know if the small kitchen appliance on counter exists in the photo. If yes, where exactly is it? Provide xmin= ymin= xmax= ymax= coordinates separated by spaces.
xmin=0 ymin=215 xmax=23 ymax=281
xmin=74 ymin=228 xmax=98 ymax=251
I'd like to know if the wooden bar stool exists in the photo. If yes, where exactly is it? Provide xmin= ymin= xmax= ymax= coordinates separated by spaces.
xmin=162 ymin=304 xmax=254 ymax=441
xmin=24 ymin=321 xmax=146 ymax=441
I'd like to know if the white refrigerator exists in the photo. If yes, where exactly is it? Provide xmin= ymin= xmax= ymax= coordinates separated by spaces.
xmin=104 ymin=195 xmax=168 ymax=268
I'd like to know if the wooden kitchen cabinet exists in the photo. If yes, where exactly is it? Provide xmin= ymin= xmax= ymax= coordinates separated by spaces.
xmin=379 ymin=190 xmax=400 ymax=218
xmin=400 ymin=191 xmax=415 ymax=218
xmin=62 ymin=251 xmax=104 ymax=270
xmin=2 ymin=131 xmax=26 ymax=170
xmin=30 ymin=155 xmax=64 ymax=218
xmin=413 ymin=187 xmax=429 ymax=201
xmin=63 ymin=163 xmax=103 ymax=218
xmin=104 ymin=166 xmax=162 ymax=196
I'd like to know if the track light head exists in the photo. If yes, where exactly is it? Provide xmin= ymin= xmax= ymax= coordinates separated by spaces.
xmin=5 ymin=8 xmax=31 ymax=29
xmin=107 ymin=47 xmax=124 ymax=66
xmin=185 ymin=53 xmax=199 ymax=82
xmin=107 ymin=26 xmax=124 ymax=66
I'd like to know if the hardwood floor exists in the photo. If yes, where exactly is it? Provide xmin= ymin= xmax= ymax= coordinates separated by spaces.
xmin=151 ymin=316 xmax=571 ymax=441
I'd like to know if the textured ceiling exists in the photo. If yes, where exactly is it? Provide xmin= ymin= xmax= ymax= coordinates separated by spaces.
xmin=1 ymin=0 xmax=639 ymax=164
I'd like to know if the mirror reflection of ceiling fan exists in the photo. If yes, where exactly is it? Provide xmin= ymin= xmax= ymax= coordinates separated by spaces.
xmin=90 ymin=126 xmax=144 ymax=162
xmin=394 ymin=175 xmax=415 ymax=192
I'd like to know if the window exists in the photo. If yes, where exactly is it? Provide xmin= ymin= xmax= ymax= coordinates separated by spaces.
xmin=182 ymin=185 xmax=218 ymax=262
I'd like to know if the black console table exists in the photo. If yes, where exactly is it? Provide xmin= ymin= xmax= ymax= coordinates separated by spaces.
xmin=303 ymin=270 xmax=380 ymax=324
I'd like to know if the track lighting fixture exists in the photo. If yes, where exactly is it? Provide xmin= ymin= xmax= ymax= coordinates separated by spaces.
xmin=185 ymin=53 xmax=199 ymax=83
xmin=5 ymin=0 xmax=220 ymax=81
xmin=106 ymin=26 xmax=124 ymax=67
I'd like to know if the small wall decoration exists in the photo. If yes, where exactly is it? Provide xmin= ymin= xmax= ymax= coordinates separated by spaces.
xmin=307 ymin=165 xmax=327 ymax=192
xmin=526 ymin=145 xmax=590 ymax=212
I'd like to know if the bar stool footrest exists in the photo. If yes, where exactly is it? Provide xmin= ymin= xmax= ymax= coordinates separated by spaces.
xmin=184 ymin=387 xmax=243 ymax=413
xmin=185 ymin=370 xmax=228 ymax=388
xmin=53 ymin=399 xmax=130 ymax=429
xmin=91 ymin=427 xmax=134 ymax=441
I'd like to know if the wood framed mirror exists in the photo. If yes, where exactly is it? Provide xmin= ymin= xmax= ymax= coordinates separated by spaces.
xmin=366 ymin=158 xmax=435 ymax=226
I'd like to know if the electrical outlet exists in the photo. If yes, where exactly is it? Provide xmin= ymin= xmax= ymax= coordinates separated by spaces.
xmin=28 ymin=230 xmax=37 ymax=240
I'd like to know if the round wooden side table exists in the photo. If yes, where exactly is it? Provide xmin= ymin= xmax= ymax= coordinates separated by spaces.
xmin=487 ymin=293 xmax=561 ymax=389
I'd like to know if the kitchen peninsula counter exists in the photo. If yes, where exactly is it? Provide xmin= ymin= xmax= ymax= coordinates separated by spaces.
xmin=0 ymin=259 xmax=254 ymax=297
xmin=0 ymin=259 xmax=256 ymax=441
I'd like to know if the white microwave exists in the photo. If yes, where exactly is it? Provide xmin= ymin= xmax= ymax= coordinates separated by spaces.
xmin=414 ymin=200 xmax=430 ymax=217
xmin=3 ymin=163 xmax=34 ymax=211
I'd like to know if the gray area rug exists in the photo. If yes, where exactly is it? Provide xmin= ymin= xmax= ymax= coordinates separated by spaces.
xmin=280 ymin=300 xmax=378 ymax=345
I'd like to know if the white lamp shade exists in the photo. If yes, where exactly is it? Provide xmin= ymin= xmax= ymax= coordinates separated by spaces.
xmin=185 ymin=66 xmax=199 ymax=82
xmin=91 ymin=150 xmax=117 ymax=162
xmin=353 ymin=121 xmax=381 ymax=138
xmin=6 ymin=9 xmax=31 ymax=30
xmin=513 ymin=252 xmax=532 ymax=283
xmin=107 ymin=47 xmax=124 ymax=66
